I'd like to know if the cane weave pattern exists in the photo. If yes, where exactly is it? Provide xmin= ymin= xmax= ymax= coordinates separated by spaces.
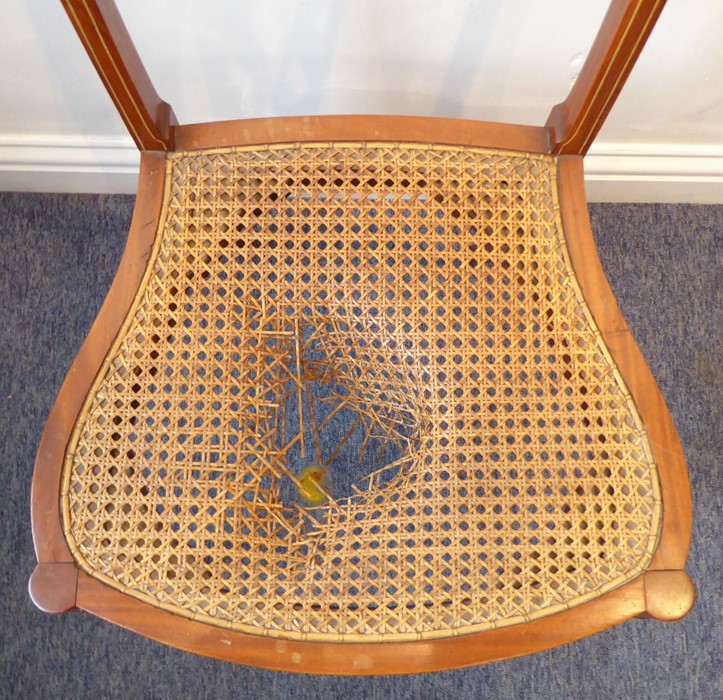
xmin=62 ymin=143 xmax=661 ymax=641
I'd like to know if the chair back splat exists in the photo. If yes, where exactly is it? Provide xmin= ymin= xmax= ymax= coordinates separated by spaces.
xmin=30 ymin=0 xmax=693 ymax=674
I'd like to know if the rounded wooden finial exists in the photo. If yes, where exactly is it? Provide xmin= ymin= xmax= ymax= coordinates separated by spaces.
xmin=28 ymin=562 xmax=78 ymax=613
xmin=644 ymin=570 xmax=695 ymax=621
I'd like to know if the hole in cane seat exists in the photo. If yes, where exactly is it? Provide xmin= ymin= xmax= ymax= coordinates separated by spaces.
xmin=269 ymin=315 xmax=422 ymax=508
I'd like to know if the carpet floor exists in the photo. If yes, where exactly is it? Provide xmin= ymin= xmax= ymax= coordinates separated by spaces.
xmin=0 ymin=192 xmax=720 ymax=699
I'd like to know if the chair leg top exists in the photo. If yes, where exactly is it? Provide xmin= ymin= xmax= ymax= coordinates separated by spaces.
xmin=29 ymin=562 xmax=78 ymax=614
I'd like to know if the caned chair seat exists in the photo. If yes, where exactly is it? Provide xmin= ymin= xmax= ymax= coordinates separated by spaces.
xmin=31 ymin=1 xmax=693 ymax=673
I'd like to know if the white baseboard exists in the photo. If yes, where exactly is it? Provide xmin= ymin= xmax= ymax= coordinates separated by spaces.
xmin=0 ymin=135 xmax=140 ymax=194
xmin=1 ymin=135 xmax=722 ymax=203
xmin=584 ymin=143 xmax=723 ymax=203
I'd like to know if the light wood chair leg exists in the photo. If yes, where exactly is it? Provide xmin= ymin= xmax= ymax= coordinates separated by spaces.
xmin=28 ymin=562 xmax=78 ymax=614
xmin=641 ymin=570 xmax=696 ymax=621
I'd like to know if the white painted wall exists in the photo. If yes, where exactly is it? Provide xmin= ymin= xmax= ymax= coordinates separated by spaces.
xmin=1 ymin=0 xmax=722 ymax=200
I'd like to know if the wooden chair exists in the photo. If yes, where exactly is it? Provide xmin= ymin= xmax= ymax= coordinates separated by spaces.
xmin=30 ymin=0 xmax=694 ymax=674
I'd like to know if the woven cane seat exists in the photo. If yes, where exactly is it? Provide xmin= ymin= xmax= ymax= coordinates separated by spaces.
xmin=62 ymin=143 xmax=660 ymax=641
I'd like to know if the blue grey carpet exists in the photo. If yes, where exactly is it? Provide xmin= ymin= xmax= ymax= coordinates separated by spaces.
xmin=0 ymin=193 xmax=720 ymax=699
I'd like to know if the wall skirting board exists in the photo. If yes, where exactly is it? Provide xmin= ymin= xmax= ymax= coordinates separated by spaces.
xmin=584 ymin=143 xmax=723 ymax=203
xmin=0 ymin=136 xmax=139 ymax=195
xmin=0 ymin=135 xmax=722 ymax=203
